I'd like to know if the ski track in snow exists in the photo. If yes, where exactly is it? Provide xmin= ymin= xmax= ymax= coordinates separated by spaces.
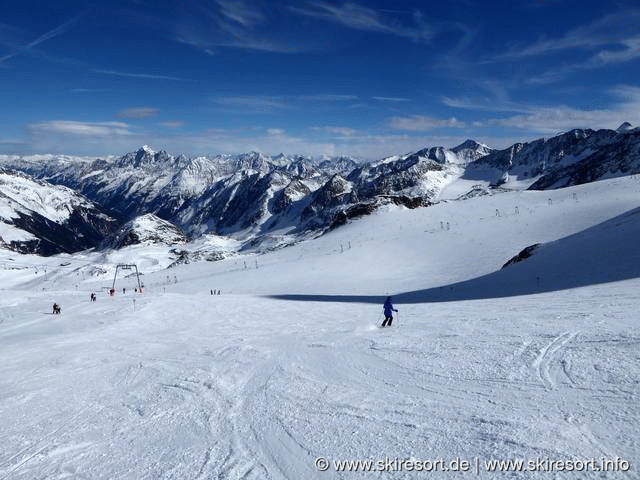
xmin=1 ymin=290 xmax=638 ymax=479
xmin=531 ymin=331 xmax=578 ymax=390
xmin=0 ymin=177 xmax=639 ymax=479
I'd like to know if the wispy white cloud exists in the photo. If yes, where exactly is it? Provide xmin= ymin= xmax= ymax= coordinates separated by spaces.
xmin=28 ymin=121 xmax=132 ymax=137
xmin=389 ymin=115 xmax=465 ymax=131
xmin=25 ymin=86 xmax=640 ymax=158
xmin=180 ymin=1 xmax=436 ymax=54
xmin=291 ymin=2 xmax=433 ymax=42
xmin=526 ymin=34 xmax=640 ymax=85
xmin=216 ymin=0 xmax=264 ymax=27
xmin=92 ymin=69 xmax=189 ymax=81
xmin=159 ymin=121 xmax=184 ymax=128
xmin=443 ymin=79 xmax=542 ymax=114
xmin=211 ymin=93 xmax=359 ymax=113
xmin=496 ymin=9 xmax=640 ymax=59
xmin=70 ymin=88 xmax=109 ymax=93
xmin=299 ymin=94 xmax=359 ymax=102
xmin=0 ymin=22 xmax=29 ymax=50
xmin=489 ymin=85 xmax=640 ymax=133
xmin=579 ymin=34 xmax=640 ymax=69
xmin=526 ymin=0 xmax=570 ymax=8
xmin=19 ymin=118 xmax=476 ymax=160
xmin=24 ymin=120 xmax=139 ymax=155
xmin=202 ymin=126 xmax=326 ymax=156
xmin=176 ymin=1 xmax=309 ymax=54
xmin=212 ymin=96 xmax=291 ymax=113
xmin=442 ymin=95 xmax=532 ymax=114
xmin=312 ymin=126 xmax=359 ymax=137
xmin=187 ymin=37 xmax=308 ymax=54
xmin=444 ymin=80 xmax=640 ymax=135
xmin=0 ymin=139 xmax=28 ymax=154
xmin=0 ymin=9 xmax=89 ymax=64
xmin=116 ymin=107 xmax=160 ymax=119
xmin=201 ymin=128 xmax=476 ymax=159
xmin=475 ymin=8 xmax=640 ymax=85
xmin=0 ymin=10 xmax=88 ymax=64
xmin=372 ymin=96 xmax=410 ymax=102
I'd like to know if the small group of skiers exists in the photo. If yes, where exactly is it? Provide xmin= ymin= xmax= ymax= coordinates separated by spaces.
xmin=67 ymin=288 xmax=144 ymax=307
xmin=106 ymin=286 xmax=143 ymax=296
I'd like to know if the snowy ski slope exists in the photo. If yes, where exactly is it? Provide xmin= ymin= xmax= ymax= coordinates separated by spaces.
xmin=0 ymin=175 xmax=639 ymax=479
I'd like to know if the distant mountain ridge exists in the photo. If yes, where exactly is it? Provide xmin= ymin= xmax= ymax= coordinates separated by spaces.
xmin=1 ymin=125 xmax=639 ymax=256
xmin=0 ymin=168 xmax=119 ymax=255
xmin=466 ymin=125 xmax=640 ymax=187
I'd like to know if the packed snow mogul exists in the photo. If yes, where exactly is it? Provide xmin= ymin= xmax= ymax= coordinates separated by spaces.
xmin=381 ymin=297 xmax=398 ymax=327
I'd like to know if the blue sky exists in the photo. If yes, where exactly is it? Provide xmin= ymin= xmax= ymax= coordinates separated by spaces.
xmin=1 ymin=0 xmax=639 ymax=158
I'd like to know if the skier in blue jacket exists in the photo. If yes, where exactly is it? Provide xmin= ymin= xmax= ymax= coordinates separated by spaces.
xmin=382 ymin=296 xmax=398 ymax=327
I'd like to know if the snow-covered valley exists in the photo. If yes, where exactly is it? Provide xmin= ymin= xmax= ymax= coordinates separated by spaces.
xmin=1 ymin=175 xmax=639 ymax=479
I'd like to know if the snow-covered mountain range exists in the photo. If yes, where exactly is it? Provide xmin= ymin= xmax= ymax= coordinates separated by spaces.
xmin=1 ymin=124 xmax=639 ymax=256
xmin=465 ymin=126 xmax=640 ymax=187
xmin=0 ymin=168 xmax=118 ymax=255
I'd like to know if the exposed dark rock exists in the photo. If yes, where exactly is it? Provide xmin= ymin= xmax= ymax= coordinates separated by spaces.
xmin=502 ymin=244 xmax=541 ymax=269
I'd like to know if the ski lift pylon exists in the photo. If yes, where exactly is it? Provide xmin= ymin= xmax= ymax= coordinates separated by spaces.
xmin=112 ymin=264 xmax=142 ymax=292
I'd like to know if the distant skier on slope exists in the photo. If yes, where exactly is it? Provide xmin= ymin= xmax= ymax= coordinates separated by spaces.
xmin=381 ymin=296 xmax=398 ymax=327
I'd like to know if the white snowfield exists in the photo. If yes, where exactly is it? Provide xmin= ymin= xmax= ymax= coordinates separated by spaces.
xmin=1 ymin=176 xmax=639 ymax=479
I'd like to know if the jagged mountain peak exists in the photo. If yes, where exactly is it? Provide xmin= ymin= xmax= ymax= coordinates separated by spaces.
xmin=452 ymin=139 xmax=490 ymax=152
xmin=451 ymin=139 xmax=494 ymax=164
xmin=396 ymin=142 xmax=492 ymax=166
xmin=238 ymin=150 xmax=267 ymax=160
xmin=617 ymin=122 xmax=633 ymax=133
xmin=116 ymin=146 xmax=174 ymax=168
xmin=271 ymin=153 xmax=290 ymax=165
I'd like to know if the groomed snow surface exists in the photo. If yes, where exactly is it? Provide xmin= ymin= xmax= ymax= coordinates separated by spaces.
xmin=1 ymin=176 xmax=639 ymax=479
